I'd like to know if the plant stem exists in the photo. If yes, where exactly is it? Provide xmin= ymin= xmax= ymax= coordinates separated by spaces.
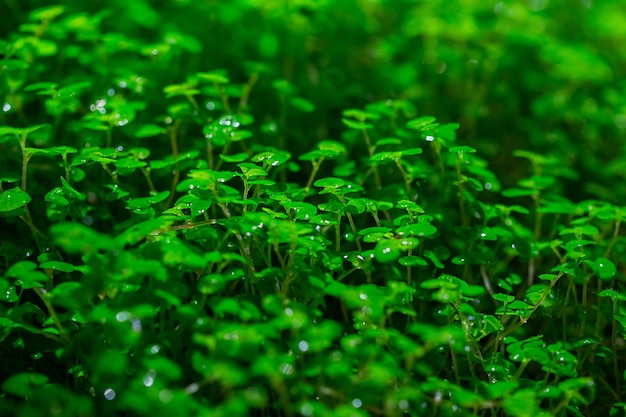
xmin=610 ymin=299 xmax=621 ymax=395
xmin=345 ymin=212 xmax=362 ymax=252
xmin=455 ymin=154 xmax=468 ymax=226
xmin=239 ymin=72 xmax=259 ymax=111
xmin=304 ymin=157 xmax=324 ymax=195
xmin=362 ymin=128 xmax=381 ymax=189
xmin=216 ymin=83 xmax=232 ymax=114
xmin=33 ymin=287 xmax=70 ymax=344
xmin=167 ymin=119 xmax=181 ymax=207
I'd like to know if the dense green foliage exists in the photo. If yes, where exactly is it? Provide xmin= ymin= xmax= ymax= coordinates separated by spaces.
xmin=1 ymin=1 xmax=626 ymax=416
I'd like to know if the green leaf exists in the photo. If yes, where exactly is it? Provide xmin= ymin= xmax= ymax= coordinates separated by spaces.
xmin=342 ymin=109 xmax=380 ymax=121
xmin=496 ymin=300 xmax=534 ymax=317
xmin=237 ymin=162 xmax=268 ymax=178
xmin=60 ymin=177 xmax=86 ymax=201
xmin=220 ymin=152 xmax=249 ymax=163
xmin=396 ymin=200 xmax=425 ymax=214
xmin=314 ymin=177 xmax=345 ymax=188
xmin=2 ymin=373 xmax=49 ymax=396
xmin=251 ymin=149 xmax=291 ymax=167
xmin=375 ymin=137 xmax=402 ymax=146
xmin=281 ymin=201 xmax=317 ymax=221
xmin=449 ymin=145 xmax=477 ymax=153
xmin=395 ymin=222 xmax=437 ymax=237
xmin=134 ymin=124 xmax=164 ymax=137
xmin=477 ymin=226 xmax=511 ymax=241
xmin=424 ymin=250 xmax=445 ymax=268
xmin=503 ymin=390 xmax=541 ymax=417
xmin=290 ymin=97 xmax=315 ymax=113
xmin=28 ymin=5 xmax=65 ymax=21
xmin=126 ymin=191 xmax=170 ymax=211
xmin=402 ymin=147 xmax=423 ymax=156
xmin=25 ymin=146 xmax=77 ymax=158
xmin=51 ymin=223 xmax=115 ymax=254
xmin=584 ymin=257 xmax=616 ymax=280
xmin=319 ymin=140 xmax=347 ymax=155
xmin=598 ymin=289 xmax=626 ymax=301
xmin=231 ymin=129 xmax=253 ymax=142
xmin=341 ymin=118 xmax=373 ymax=130
xmin=370 ymin=151 xmax=402 ymax=163
xmin=559 ymin=224 xmax=599 ymax=238
xmin=398 ymin=255 xmax=428 ymax=267
xmin=373 ymin=240 xmax=402 ymax=263
xmin=502 ymin=187 xmax=537 ymax=198
xmin=6 ymin=261 xmax=37 ymax=278
xmin=0 ymin=188 xmax=31 ymax=213
xmin=197 ymin=71 xmax=230 ymax=84
xmin=39 ymin=261 xmax=76 ymax=273
xmin=406 ymin=116 xmax=437 ymax=130
xmin=0 ymin=60 xmax=29 ymax=71
xmin=117 ymin=218 xmax=172 ymax=246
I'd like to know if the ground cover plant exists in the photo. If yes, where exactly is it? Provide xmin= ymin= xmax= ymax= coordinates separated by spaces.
xmin=1 ymin=1 xmax=626 ymax=416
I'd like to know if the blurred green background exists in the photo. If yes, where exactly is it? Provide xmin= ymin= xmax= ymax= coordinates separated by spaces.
xmin=2 ymin=0 xmax=626 ymax=201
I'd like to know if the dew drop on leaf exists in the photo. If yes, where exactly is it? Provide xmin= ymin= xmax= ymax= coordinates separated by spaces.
xmin=298 ymin=340 xmax=309 ymax=352
xmin=104 ymin=388 xmax=116 ymax=400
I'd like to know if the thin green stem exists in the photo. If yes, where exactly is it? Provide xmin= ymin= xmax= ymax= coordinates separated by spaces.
xmin=395 ymin=159 xmax=412 ymax=197
xmin=140 ymin=167 xmax=157 ymax=194
xmin=304 ymin=157 xmax=324 ymax=195
xmin=167 ymin=119 xmax=181 ymax=207
xmin=335 ymin=214 xmax=341 ymax=252
xmin=345 ymin=212 xmax=362 ymax=252
xmin=216 ymin=83 xmax=232 ymax=114
xmin=362 ymin=128 xmax=381 ymax=189
xmin=33 ymin=287 xmax=70 ymax=344
xmin=610 ymin=299 xmax=621 ymax=395
xmin=239 ymin=73 xmax=259 ymax=111
xmin=455 ymin=154 xmax=468 ymax=226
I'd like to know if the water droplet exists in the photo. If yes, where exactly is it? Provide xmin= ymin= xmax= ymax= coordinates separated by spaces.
xmin=359 ymin=293 xmax=368 ymax=300
xmin=279 ymin=363 xmax=294 ymax=375
xmin=300 ymin=403 xmax=314 ymax=416
xmin=150 ymin=344 xmax=160 ymax=354
xmin=104 ymin=388 xmax=116 ymax=400
xmin=298 ymin=340 xmax=309 ymax=352
xmin=159 ymin=389 xmax=173 ymax=403
xmin=352 ymin=398 xmax=362 ymax=408
xmin=185 ymin=383 xmax=199 ymax=394
xmin=143 ymin=369 xmax=156 ymax=387
xmin=223 ymin=331 xmax=239 ymax=341
xmin=425 ymin=135 xmax=435 ymax=142
xmin=434 ymin=390 xmax=442 ymax=403
xmin=2 ymin=103 xmax=11 ymax=112
xmin=116 ymin=311 xmax=131 ymax=322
